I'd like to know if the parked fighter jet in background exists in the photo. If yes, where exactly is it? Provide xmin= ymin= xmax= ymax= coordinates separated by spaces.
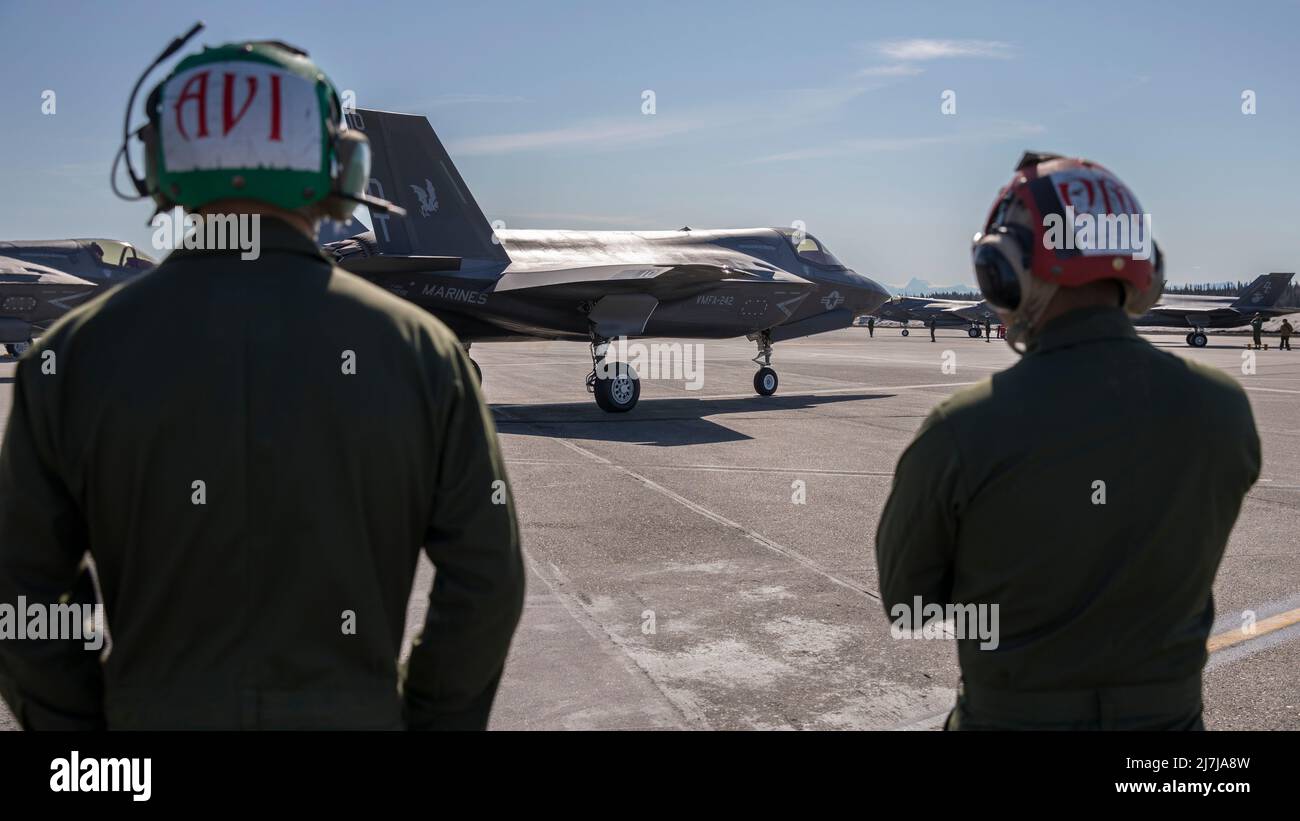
xmin=0 ymin=238 xmax=155 ymax=285
xmin=873 ymin=294 xmax=1000 ymax=337
xmin=0 ymin=256 xmax=98 ymax=357
xmin=324 ymin=108 xmax=891 ymax=412
xmin=1134 ymin=272 xmax=1296 ymax=346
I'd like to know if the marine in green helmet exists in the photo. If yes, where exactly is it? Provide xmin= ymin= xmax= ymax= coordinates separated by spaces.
xmin=0 ymin=26 xmax=524 ymax=730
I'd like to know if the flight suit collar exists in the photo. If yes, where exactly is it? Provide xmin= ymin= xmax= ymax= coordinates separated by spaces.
xmin=1031 ymin=306 xmax=1137 ymax=354
xmin=163 ymin=215 xmax=329 ymax=264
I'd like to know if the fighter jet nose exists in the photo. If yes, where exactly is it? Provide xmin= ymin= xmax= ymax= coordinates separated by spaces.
xmin=856 ymin=273 xmax=892 ymax=309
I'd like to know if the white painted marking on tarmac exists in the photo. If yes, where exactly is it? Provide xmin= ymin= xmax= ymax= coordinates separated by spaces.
xmin=492 ymin=381 xmax=978 ymax=409
xmin=550 ymin=437 xmax=880 ymax=600
xmin=890 ymin=708 xmax=951 ymax=731
xmin=801 ymin=351 xmax=1008 ymax=371
xmin=505 ymin=458 xmax=896 ymax=478
xmin=522 ymin=550 xmax=708 ymax=729
xmin=893 ymin=599 xmax=1300 ymax=730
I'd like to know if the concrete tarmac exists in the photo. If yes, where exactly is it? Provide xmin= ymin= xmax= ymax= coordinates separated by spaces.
xmin=1 ymin=327 xmax=1296 ymax=730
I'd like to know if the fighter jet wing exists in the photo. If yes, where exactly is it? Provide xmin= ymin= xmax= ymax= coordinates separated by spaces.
xmin=1146 ymin=306 xmax=1234 ymax=325
xmin=492 ymin=264 xmax=813 ymax=297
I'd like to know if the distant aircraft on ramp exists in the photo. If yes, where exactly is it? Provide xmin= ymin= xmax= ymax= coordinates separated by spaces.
xmin=0 ymin=256 xmax=98 ymax=358
xmin=0 ymin=238 xmax=155 ymax=286
xmin=1134 ymin=272 xmax=1296 ymax=346
xmin=873 ymin=295 xmax=1000 ymax=337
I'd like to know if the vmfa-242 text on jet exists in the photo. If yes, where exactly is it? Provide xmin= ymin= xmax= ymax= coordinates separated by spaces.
xmin=323 ymin=108 xmax=890 ymax=412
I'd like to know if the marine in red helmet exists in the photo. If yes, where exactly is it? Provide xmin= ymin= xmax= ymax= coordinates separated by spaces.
xmin=875 ymin=152 xmax=1260 ymax=730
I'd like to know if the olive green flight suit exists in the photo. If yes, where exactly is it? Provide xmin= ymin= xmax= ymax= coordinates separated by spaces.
xmin=0 ymin=218 xmax=524 ymax=730
xmin=876 ymin=307 xmax=1260 ymax=730
xmin=1251 ymin=315 xmax=1264 ymax=348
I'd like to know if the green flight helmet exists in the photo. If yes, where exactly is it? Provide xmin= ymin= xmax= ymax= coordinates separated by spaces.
xmin=142 ymin=40 xmax=358 ymax=217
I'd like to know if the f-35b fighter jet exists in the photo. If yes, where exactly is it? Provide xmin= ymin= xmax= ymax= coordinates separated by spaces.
xmin=323 ymin=108 xmax=890 ymax=412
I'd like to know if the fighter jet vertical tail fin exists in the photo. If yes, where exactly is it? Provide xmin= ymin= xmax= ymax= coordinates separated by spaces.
xmin=1232 ymin=272 xmax=1294 ymax=309
xmin=347 ymin=108 xmax=510 ymax=264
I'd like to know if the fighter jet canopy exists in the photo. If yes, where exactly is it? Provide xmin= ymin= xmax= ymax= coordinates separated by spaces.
xmin=775 ymin=228 xmax=848 ymax=270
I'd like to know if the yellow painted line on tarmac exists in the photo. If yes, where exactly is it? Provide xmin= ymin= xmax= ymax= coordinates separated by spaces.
xmin=1208 ymin=606 xmax=1300 ymax=653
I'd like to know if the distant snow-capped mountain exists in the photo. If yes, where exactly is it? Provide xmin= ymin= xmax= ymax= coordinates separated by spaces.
xmin=883 ymin=278 xmax=980 ymax=296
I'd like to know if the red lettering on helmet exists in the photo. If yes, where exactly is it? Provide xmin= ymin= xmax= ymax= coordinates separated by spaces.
xmin=268 ymin=74 xmax=282 ymax=142
xmin=173 ymin=71 xmax=210 ymax=140
xmin=222 ymin=74 xmax=258 ymax=136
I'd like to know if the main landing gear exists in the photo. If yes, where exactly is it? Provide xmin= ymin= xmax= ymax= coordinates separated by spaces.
xmin=967 ymin=325 xmax=982 ymax=339
xmin=1185 ymin=329 xmax=1208 ymax=348
xmin=751 ymin=330 xmax=779 ymax=397
xmin=586 ymin=333 xmax=640 ymax=413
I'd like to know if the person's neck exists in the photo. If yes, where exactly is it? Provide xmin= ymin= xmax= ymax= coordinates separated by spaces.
xmin=1038 ymin=280 xmax=1125 ymax=327
xmin=197 ymin=200 xmax=317 ymax=239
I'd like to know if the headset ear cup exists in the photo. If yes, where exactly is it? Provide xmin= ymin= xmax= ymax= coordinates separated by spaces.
xmin=973 ymin=245 xmax=1021 ymax=310
xmin=320 ymin=130 xmax=371 ymax=221
xmin=138 ymin=122 xmax=176 ymax=211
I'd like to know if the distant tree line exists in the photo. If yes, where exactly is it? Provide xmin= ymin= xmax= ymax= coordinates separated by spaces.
xmin=1163 ymin=280 xmax=1300 ymax=306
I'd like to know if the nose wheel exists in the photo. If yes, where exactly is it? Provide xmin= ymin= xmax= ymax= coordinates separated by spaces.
xmin=754 ymin=367 xmax=778 ymax=396
xmin=1185 ymin=330 xmax=1208 ymax=347
xmin=586 ymin=333 xmax=640 ymax=412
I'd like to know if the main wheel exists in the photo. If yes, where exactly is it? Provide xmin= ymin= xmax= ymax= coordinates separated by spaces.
xmin=900 ymin=328 xmax=909 ymax=337
xmin=968 ymin=326 xmax=981 ymax=338
xmin=1191 ymin=332 xmax=1208 ymax=348
xmin=593 ymin=363 xmax=640 ymax=413
xmin=1185 ymin=332 xmax=1194 ymax=346
xmin=754 ymin=367 xmax=778 ymax=396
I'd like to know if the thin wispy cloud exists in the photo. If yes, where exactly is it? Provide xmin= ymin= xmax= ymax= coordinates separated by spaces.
xmin=423 ymin=93 xmax=528 ymax=106
xmin=874 ymin=38 xmax=1013 ymax=61
xmin=449 ymin=82 xmax=879 ymax=157
xmin=746 ymin=120 xmax=1045 ymax=164
xmin=450 ymin=115 xmax=705 ymax=156
xmin=856 ymin=64 xmax=925 ymax=78
xmin=393 ymin=92 xmax=528 ymax=111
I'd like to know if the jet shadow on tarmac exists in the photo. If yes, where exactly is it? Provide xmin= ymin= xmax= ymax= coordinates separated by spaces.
xmin=494 ymin=391 xmax=892 ymax=446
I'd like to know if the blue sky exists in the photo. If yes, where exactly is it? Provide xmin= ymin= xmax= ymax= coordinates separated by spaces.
xmin=1 ymin=0 xmax=1297 ymax=286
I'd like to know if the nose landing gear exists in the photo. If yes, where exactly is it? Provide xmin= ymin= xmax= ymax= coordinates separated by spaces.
xmin=751 ymin=330 xmax=779 ymax=396
xmin=1185 ymin=329 xmax=1208 ymax=348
